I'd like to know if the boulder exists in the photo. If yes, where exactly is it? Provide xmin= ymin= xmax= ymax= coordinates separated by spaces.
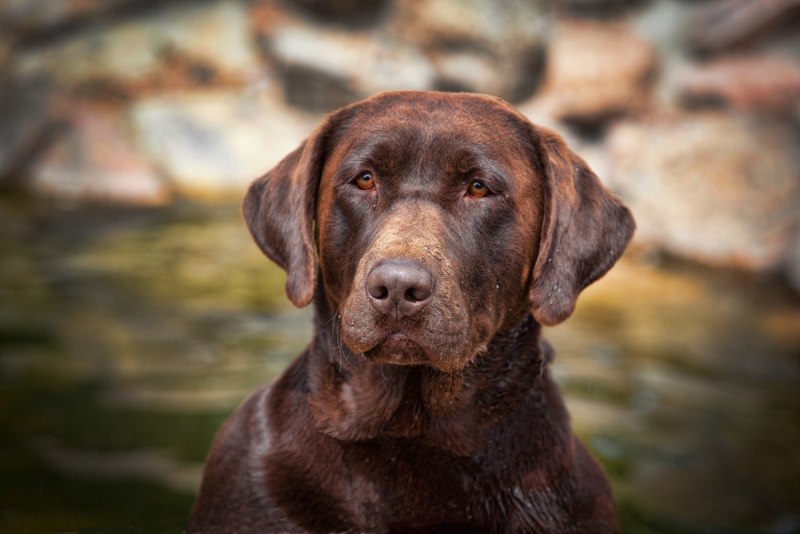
xmin=130 ymin=88 xmax=315 ymax=198
xmin=539 ymin=19 xmax=657 ymax=128
xmin=0 ymin=77 xmax=53 ymax=184
xmin=12 ymin=0 xmax=262 ymax=95
xmin=679 ymin=55 xmax=800 ymax=115
xmin=552 ymin=0 xmax=647 ymax=19
xmin=391 ymin=0 xmax=550 ymax=102
xmin=787 ymin=235 xmax=800 ymax=295
xmin=688 ymin=0 xmax=800 ymax=54
xmin=30 ymin=99 xmax=168 ymax=205
xmin=265 ymin=18 xmax=436 ymax=112
xmin=0 ymin=32 xmax=11 ymax=72
xmin=0 ymin=0 xmax=142 ymax=41
xmin=283 ymin=0 xmax=391 ymax=26
xmin=607 ymin=112 xmax=800 ymax=270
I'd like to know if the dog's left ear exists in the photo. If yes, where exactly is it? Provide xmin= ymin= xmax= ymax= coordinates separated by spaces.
xmin=528 ymin=126 xmax=635 ymax=326
xmin=242 ymin=118 xmax=335 ymax=308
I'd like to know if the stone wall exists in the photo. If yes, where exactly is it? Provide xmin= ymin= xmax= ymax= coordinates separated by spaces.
xmin=1 ymin=0 xmax=798 ymax=287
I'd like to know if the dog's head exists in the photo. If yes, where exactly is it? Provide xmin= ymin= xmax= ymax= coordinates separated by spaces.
xmin=244 ymin=91 xmax=634 ymax=372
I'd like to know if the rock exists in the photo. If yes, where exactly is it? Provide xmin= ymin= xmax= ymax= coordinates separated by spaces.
xmin=30 ymin=99 xmax=168 ymax=205
xmin=284 ymin=0 xmax=391 ymax=26
xmin=607 ymin=112 xmax=800 ymax=270
xmin=787 ymin=235 xmax=800 ymax=295
xmin=688 ymin=0 xmax=800 ymax=54
xmin=0 ymin=32 xmax=12 ymax=71
xmin=0 ymin=0 xmax=142 ymax=41
xmin=629 ymin=0 xmax=703 ymax=112
xmin=263 ymin=17 xmax=436 ymax=112
xmin=130 ymin=88 xmax=314 ymax=198
xmin=679 ymin=55 xmax=800 ymax=115
xmin=539 ymin=20 xmax=657 ymax=128
xmin=553 ymin=0 xmax=648 ymax=19
xmin=0 ymin=77 xmax=54 ymax=184
xmin=391 ymin=0 xmax=551 ymax=102
xmin=13 ymin=0 xmax=262 ymax=96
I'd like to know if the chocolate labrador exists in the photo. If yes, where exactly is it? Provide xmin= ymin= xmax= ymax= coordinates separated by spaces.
xmin=187 ymin=91 xmax=634 ymax=533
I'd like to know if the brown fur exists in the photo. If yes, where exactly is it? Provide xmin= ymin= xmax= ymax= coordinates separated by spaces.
xmin=187 ymin=91 xmax=635 ymax=533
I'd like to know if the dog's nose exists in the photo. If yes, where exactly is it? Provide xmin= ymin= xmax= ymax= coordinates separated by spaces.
xmin=366 ymin=258 xmax=435 ymax=318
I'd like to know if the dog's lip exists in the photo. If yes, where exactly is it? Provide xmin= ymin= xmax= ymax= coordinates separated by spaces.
xmin=380 ymin=330 xmax=418 ymax=351
xmin=365 ymin=330 xmax=428 ymax=365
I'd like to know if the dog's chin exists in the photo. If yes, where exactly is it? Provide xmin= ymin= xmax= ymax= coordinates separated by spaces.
xmin=364 ymin=333 xmax=429 ymax=366
xmin=360 ymin=333 xmax=468 ymax=373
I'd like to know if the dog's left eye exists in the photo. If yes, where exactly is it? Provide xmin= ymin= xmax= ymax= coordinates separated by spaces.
xmin=355 ymin=172 xmax=376 ymax=190
xmin=467 ymin=180 xmax=490 ymax=198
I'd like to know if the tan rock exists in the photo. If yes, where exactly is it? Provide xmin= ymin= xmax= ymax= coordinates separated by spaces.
xmin=688 ymin=0 xmax=800 ymax=54
xmin=391 ymin=0 xmax=551 ymax=102
xmin=0 ymin=77 xmax=52 ymax=182
xmin=679 ymin=55 xmax=800 ymax=114
xmin=607 ymin=112 xmax=800 ymax=270
xmin=541 ymin=20 xmax=657 ymax=126
xmin=31 ymin=100 xmax=169 ymax=205
xmin=130 ymin=89 xmax=315 ymax=199
xmin=13 ymin=0 xmax=262 ymax=95
xmin=266 ymin=18 xmax=436 ymax=111
xmin=1 ymin=0 xmax=138 ymax=39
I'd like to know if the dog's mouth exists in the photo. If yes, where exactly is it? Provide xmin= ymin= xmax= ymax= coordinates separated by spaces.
xmin=358 ymin=326 xmax=478 ymax=373
xmin=364 ymin=331 xmax=430 ymax=367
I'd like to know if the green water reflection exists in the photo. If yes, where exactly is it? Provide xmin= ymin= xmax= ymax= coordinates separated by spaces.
xmin=1 ymin=197 xmax=798 ymax=533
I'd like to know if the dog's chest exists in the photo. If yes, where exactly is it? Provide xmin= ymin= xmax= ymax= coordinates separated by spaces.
xmin=337 ymin=439 xmax=488 ymax=527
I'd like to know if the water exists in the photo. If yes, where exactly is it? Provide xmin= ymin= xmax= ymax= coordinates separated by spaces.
xmin=1 ymin=196 xmax=798 ymax=533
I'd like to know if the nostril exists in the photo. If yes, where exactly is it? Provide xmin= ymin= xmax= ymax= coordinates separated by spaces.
xmin=405 ymin=286 xmax=431 ymax=303
xmin=365 ymin=258 xmax=435 ymax=317
xmin=370 ymin=285 xmax=389 ymax=300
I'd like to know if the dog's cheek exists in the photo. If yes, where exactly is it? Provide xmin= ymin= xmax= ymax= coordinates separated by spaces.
xmin=338 ymin=267 xmax=384 ymax=354
xmin=339 ymin=307 xmax=381 ymax=354
xmin=418 ymin=292 xmax=473 ymax=368
xmin=454 ymin=217 xmax=528 ymax=330
xmin=318 ymin=201 xmax=376 ymax=305
xmin=494 ymin=239 xmax=537 ymax=323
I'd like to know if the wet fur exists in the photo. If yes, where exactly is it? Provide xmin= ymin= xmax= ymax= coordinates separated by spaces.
xmin=188 ymin=91 xmax=634 ymax=533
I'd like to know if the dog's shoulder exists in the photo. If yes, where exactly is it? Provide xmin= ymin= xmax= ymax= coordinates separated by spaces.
xmin=188 ymin=363 xmax=321 ymax=532
xmin=186 ymin=383 xmax=275 ymax=529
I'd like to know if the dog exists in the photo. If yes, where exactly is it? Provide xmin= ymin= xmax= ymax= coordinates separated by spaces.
xmin=187 ymin=91 xmax=635 ymax=533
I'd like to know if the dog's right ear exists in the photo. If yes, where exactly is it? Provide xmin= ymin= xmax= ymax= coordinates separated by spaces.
xmin=242 ymin=119 xmax=334 ymax=308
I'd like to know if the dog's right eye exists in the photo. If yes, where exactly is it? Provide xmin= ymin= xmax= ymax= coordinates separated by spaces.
xmin=467 ymin=180 xmax=490 ymax=198
xmin=354 ymin=172 xmax=376 ymax=190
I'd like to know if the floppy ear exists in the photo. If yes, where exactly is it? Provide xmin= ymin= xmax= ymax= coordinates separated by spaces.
xmin=242 ymin=119 xmax=334 ymax=307
xmin=528 ymin=127 xmax=635 ymax=326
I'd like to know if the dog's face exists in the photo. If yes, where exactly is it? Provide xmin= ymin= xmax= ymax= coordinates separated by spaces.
xmin=244 ymin=92 xmax=634 ymax=372
xmin=316 ymin=96 xmax=545 ymax=372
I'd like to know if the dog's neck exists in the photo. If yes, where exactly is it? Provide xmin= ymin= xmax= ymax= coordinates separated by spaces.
xmin=305 ymin=300 xmax=551 ymax=456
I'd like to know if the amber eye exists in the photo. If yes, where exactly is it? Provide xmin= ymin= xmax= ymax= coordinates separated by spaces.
xmin=355 ymin=172 xmax=375 ymax=190
xmin=467 ymin=180 xmax=490 ymax=198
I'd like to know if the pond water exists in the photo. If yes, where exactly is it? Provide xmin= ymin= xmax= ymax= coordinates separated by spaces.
xmin=1 ymin=196 xmax=798 ymax=533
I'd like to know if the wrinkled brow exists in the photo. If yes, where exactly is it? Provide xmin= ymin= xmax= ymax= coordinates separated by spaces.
xmin=336 ymin=128 xmax=421 ymax=174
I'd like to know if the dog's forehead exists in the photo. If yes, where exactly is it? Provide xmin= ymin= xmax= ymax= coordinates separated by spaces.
xmin=328 ymin=93 xmax=532 ymax=172
xmin=344 ymin=93 xmax=522 ymax=137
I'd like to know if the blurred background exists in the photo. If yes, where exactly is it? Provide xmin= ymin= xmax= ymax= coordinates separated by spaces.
xmin=0 ymin=0 xmax=799 ymax=532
